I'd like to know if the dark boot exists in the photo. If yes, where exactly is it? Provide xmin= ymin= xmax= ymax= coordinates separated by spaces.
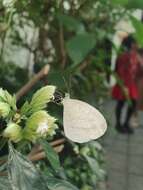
xmin=124 ymin=99 xmax=136 ymax=134
xmin=124 ymin=123 xmax=134 ymax=134
xmin=115 ymin=123 xmax=127 ymax=134
xmin=115 ymin=100 xmax=125 ymax=134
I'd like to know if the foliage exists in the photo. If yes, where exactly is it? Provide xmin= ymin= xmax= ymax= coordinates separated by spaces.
xmin=0 ymin=86 xmax=57 ymax=142
xmin=111 ymin=0 xmax=143 ymax=9
xmin=66 ymin=33 xmax=96 ymax=65
xmin=130 ymin=16 xmax=143 ymax=47
xmin=62 ymin=141 xmax=106 ymax=190
xmin=0 ymin=0 xmax=143 ymax=190
xmin=40 ymin=139 xmax=61 ymax=172
xmin=8 ymin=143 xmax=48 ymax=190
xmin=0 ymin=86 xmax=80 ymax=189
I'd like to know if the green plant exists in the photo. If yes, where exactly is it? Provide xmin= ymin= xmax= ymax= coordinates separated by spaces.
xmin=0 ymin=86 xmax=80 ymax=189
xmin=1 ymin=1 xmax=143 ymax=189
xmin=63 ymin=141 xmax=106 ymax=190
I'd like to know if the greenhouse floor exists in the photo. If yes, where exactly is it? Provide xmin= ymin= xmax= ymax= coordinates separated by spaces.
xmin=103 ymin=101 xmax=143 ymax=190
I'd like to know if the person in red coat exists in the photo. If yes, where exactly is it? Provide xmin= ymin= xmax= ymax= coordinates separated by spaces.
xmin=112 ymin=36 xmax=139 ymax=134
xmin=136 ymin=48 xmax=143 ymax=110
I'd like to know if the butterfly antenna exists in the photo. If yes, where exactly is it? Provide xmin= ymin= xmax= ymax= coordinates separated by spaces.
xmin=69 ymin=74 xmax=72 ymax=96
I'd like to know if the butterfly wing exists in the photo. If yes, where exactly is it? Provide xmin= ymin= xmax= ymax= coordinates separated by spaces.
xmin=63 ymin=98 xmax=107 ymax=143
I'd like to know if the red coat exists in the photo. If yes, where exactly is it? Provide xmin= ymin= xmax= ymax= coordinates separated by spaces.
xmin=112 ymin=51 xmax=139 ymax=100
xmin=136 ymin=64 xmax=143 ymax=109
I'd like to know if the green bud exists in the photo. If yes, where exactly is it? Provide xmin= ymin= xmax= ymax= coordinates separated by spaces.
xmin=80 ymin=146 xmax=90 ymax=156
xmin=30 ymin=85 xmax=56 ymax=112
xmin=3 ymin=122 xmax=22 ymax=142
xmin=23 ymin=111 xmax=57 ymax=141
xmin=0 ymin=88 xmax=6 ymax=100
xmin=0 ymin=102 xmax=10 ymax=118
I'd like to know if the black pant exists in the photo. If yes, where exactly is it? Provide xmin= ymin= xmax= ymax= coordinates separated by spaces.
xmin=115 ymin=99 xmax=137 ymax=127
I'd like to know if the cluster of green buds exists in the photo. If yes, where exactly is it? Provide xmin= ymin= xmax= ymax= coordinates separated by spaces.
xmin=1 ymin=86 xmax=58 ymax=143
xmin=3 ymin=122 xmax=22 ymax=142
xmin=23 ymin=110 xmax=58 ymax=141
xmin=0 ymin=88 xmax=15 ymax=118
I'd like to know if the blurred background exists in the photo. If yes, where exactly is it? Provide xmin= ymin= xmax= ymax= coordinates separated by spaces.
xmin=1 ymin=0 xmax=143 ymax=190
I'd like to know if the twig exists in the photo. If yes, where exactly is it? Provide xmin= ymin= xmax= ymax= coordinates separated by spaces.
xmin=0 ymin=159 xmax=7 ymax=165
xmin=0 ymin=138 xmax=65 ymax=177
xmin=79 ymin=58 xmax=91 ymax=71
xmin=59 ymin=25 xmax=66 ymax=69
xmin=16 ymin=64 xmax=50 ymax=101
xmin=50 ymin=138 xmax=65 ymax=147
xmin=0 ymin=172 xmax=7 ymax=176
xmin=0 ymin=138 xmax=66 ymax=165
xmin=28 ymin=144 xmax=64 ymax=162
xmin=28 ymin=138 xmax=66 ymax=158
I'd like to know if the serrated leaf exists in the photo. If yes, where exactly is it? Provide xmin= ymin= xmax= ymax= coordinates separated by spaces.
xmin=0 ymin=162 xmax=7 ymax=172
xmin=8 ymin=144 xmax=48 ymax=190
xmin=0 ymin=89 xmax=16 ymax=111
xmin=40 ymin=139 xmax=60 ymax=172
xmin=5 ymin=92 xmax=15 ymax=110
xmin=20 ymin=101 xmax=31 ymax=116
xmin=0 ymin=177 xmax=12 ymax=190
xmin=30 ymin=86 xmax=56 ymax=114
xmin=45 ymin=176 xmax=79 ymax=190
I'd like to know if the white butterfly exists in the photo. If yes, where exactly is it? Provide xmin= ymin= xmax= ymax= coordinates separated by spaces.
xmin=63 ymin=96 xmax=107 ymax=143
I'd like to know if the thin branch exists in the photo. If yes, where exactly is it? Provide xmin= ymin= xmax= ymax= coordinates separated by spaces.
xmin=0 ymin=144 xmax=64 ymax=176
xmin=0 ymin=172 xmax=7 ymax=176
xmin=28 ymin=138 xmax=66 ymax=158
xmin=16 ymin=64 xmax=50 ymax=101
xmin=59 ymin=24 xmax=66 ymax=69
xmin=28 ymin=144 xmax=64 ymax=162
xmin=0 ymin=138 xmax=66 ymax=177
xmin=50 ymin=138 xmax=65 ymax=147
xmin=79 ymin=57 xmax=91 ymax=71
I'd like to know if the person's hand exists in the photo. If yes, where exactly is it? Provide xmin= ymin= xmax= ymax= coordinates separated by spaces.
xmin=137 ymin=54 xmax=143 ymax=67
xmin=123 ymin=87 xmax=129 ymax=98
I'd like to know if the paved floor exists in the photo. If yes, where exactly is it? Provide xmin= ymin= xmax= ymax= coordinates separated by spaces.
xmin=102 ymin=101 xmax=143 ymax=190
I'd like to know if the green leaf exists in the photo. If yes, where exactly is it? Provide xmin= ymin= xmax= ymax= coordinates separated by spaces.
xmin=8 ymin=144 xmax=48 ymax=190
xmin=4 ymin=92 xmax=16 ymax=110
xmin=66 ymin=33 xmax=96 ymax=65
xmin=0 ymin=177 xmax=12 ymax=190
xmin=40 ymin=139 xmax=60 ymax=172
xmin=127 ymin=0 xmax=143 ymax=9
xmin=0 ymin=89 xmax=16 ymax=111
xmin=0 ymin=162 xmax=7 ymax=172
xmin=47 ymin=71 xmax=66 ymax=89
xmin=84 ymin=155 xmax=100 ymax=176
xmin=20 ymin=101 xmax=31 ymax=116
xmin=111 ymin=0 xmax=128 ymax=6
xmin=57 ymin=13 xmax=85 ymax=34
xmin=0 ymin=137 xmax=8 ymax=151
xmin=45 ymin=176 xmax=79 ymax=190
xmin=30 ymin=85 xmax=56 ymax=114
xmin=130 ymin=16 xmax=143 ymax=46
xmin=111 ymin=0 xmax=143 ymax=9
